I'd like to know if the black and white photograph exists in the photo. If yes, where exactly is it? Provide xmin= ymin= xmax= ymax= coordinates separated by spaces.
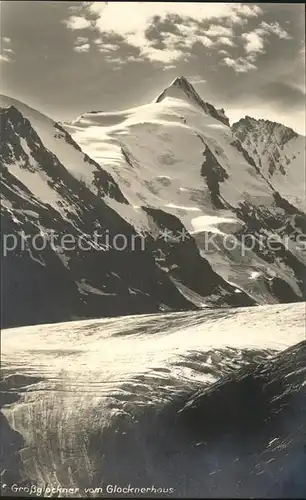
xmin=0 ymin=1 xmax=305 ymax=497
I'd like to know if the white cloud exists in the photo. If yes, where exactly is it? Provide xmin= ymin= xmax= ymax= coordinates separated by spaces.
xmin=189 ymin=75 xmax=207 ymax=84
xmin=1 ymin=37 xmax=14 ymax=62
xmin=74 ymin=43 xmax=90 ymax=53
xmin=224 ymin=4 xmax=262 ymax=24
xmin=205 ymin=25 xmax=234 ymax=37
xmin=245 ymin=52 xmax=258 ymax=63
xmin=162 ymin=64 xmax=177 ymax=71
xmin=64 ymin=2 xmax=262 ymax=63
xmin=96 ymin=43 xmax=120 ymax=53
xmin=242 ymin=31 xmax=265 ymax=54
xmin=217 ymin=37 xmax=236 ymax=47
xmin=104 ymin=55 xmax=123 ymax=63
xmin=125 ymin=55 xmax=143 ymax=63
xmin=74 ymin=36 xmax=91 ymax=53
xmin=220 ymin=18 xmax=301 ymax=78
xmin=0 ymin=54 xmax=11 ymax=63
xmin=88 ymin=2 xmax=262 ymax=28
xmin=196 ymin=36 xmax=214 ymax=48
xmin=141 ymin=45 xmax=184 ymax=64
xmin=222 ymin=56 xmax=257 ymax=73
xmin=241 ymin=21 xmax=291 ymax=57
xmin=64 ymin=16 xmax=92 ymax=30
xmin=76 ymin=36 xmax=89 ymax=45
xmin=299 ymin=43 xmax=305 ymax=66
xmin=167 ymin=24 xmax=214 ymax=49
xmin=93 ymin=37 xmax=103 ymax=45
xmin=259 ymin=21 xmax=292 ymax=40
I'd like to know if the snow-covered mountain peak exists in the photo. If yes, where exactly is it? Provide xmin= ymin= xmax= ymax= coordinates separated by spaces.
xmin=155 ymin=76 xmax=230 ymax=127
xmin=169 ymin=75 xmax=196 ymax=92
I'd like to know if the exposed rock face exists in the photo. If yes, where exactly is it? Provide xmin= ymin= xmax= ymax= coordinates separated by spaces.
xmin=143 ymin=206 xmax=255 ymax=307
xmin=233 ymin=116 xmax=298 ymax=147
xmin=200 ymin=144 xmax=229 ymax=209
xmin=232 ymin=115 xmax=305 ymax=210
xmin=176 ymin=340 xmax=306 ymax=440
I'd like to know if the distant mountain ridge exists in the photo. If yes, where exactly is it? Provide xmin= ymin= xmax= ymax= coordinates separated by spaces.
xmin=232 ymin=114 xmax=305 ymax=212
xmin=1 ymin=78 xmax=305 ymax=327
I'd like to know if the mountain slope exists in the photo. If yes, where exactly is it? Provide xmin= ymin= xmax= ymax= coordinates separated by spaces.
xmin=66 ymin=77 xmax=306 ymax=305
xmin=0 ymin=100 xmax=190 ymax=327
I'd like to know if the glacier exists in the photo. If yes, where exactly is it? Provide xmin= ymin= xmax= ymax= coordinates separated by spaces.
xmin=1 ymin=302 xmax=305 ymax=498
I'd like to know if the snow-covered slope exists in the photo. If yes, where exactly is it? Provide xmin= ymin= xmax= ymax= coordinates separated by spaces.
xmin=0 ymin=95 xmax=128 ymax=207
xmin=1 ymin=302 xmax=305 ymax=497
xmin=66 ymin=77 xmax=306 ymax=305
xmin=1 ymin=95 xmax=255 ymax=328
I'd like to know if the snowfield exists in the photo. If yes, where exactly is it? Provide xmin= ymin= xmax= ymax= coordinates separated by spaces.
xmin=1 ymin=302 xmax=305 ymax=497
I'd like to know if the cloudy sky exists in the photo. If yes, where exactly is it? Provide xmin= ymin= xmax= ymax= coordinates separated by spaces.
xmin=0 ymin=1 xmax=305 ymax=133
